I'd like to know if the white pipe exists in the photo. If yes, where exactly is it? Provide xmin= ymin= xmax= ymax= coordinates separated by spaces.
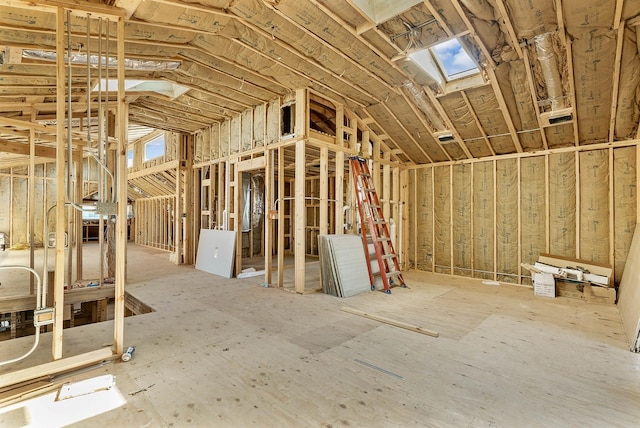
xmin=0 ymin=265 xmax=43 ymax=366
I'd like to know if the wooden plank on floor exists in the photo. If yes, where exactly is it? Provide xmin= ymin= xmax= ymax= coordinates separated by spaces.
xmin=341 ymin=306 xmax=439 ymax=337
xmin=0 ymin=348 xmax=114 ymax=389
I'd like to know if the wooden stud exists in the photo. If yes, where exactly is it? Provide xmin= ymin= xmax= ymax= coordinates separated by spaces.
xmin=113 ymin=15 xmax=127 ymax=356
xmin=277 ymin=147 xmax=285 ymax=287
xmin=294 ymin=139 xmax=306 ymax=293
xmin=545 ymin=154 xmax=550 ymax=253
xmin=564 ymin=35 xmax=580 ymax=146
xmin=53 ymin=6 xmax=66 ymax=360
xmin=431 ymin=165 xmax=435 ymax=272
xmin=335 ymin=150 xmax=345 ymax=234
xmin=517 ymin=157 xmax=522 ymax=283
xmin=393 ymin=167 xmax=401 ymax=261
xmin=614 ymin=0 xmax=624 ymax=30
xmin=575 ymin=151 xmax=580 ymax=259
xmin=450 ymin=164 xmax=454 ymax=275
xmin=234 ymin=161 xmax=242 ymax=275
xmin=184 ymin=135 xmax=194 ymax=264
xmin=637 ymin=145 xmax=640 ymax=225
xmin=28 ymin=111 xmax=36 ymax=294
xmin=400 ymin=168 xmax=409 ymax=268
xmin=485 ymin=66 xmax=523 ymax=153
xmin=383 ymin=159 xmax=391 ymax=220
xmin=422 ymin=0 xmax=454 ymax=37
xmin=75 ymin=156 xmax=83 ymax=281
xmin=494 ymin=0 xmax=523 ymax=58
xmin=609 ymin=148 xmax=615 ymax=272
xmin=467 ymin=162 xmax=475 ymax=277
xmin=320 ymin=146 xmax=328 ymax=237
xmin=522 ymin=47 xmax=549 ymax=150
xmin=450 ymin=0 xmax=496 ymax=68
xmin=609 ymin=22 xmax=625 ymax=143
xmin=493 ymin=159 xmax=497 ymax=281
xmin=264 ymin=149 xmax=272 ymax=286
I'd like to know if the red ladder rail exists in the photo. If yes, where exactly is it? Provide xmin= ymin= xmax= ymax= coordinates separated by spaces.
xmin=349 ymin=156 xmax=406 ymax=294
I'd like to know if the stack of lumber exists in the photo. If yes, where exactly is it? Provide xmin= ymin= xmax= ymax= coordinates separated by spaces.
xmin=318 ymin=235 xmax=371 ymax=298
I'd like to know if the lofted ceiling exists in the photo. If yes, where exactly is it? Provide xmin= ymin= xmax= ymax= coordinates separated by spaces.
xmin=1 ymin=0 xmax=640 ymax=166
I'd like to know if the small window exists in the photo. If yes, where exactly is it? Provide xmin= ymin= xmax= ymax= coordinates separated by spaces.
xmin=144 ymin=135 xmax=165 ymax=161
xmin=410 ymin=38 xmax=479 ymax=83
xmin=127 ymin=149 xmax=134 ymax=168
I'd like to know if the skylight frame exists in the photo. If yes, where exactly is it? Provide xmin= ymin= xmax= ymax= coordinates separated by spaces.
xmin=92 ymin=79 xmax=190 ymax=99
xmin=409 ymin=38 xmax=480 ymax=84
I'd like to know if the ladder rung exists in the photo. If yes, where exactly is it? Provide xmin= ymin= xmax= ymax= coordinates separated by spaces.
xmin=381 ymin=254 xmax=396 ymax=260
xmin=376 ymin=237 xmax=391 ymax=242
xmin=386 ymin=270 xmax=402 ymax=277
xmin=360 ymin=173 xmax=371 ymax=178
xmin=372 ymin=220 xmax=386 ymax=225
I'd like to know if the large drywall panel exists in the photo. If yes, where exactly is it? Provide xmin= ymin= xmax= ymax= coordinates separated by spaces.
xmin=618 ymin=225 xmax=640 ymax=352
xmin=195 ymin=229 xmax=236 ymax=278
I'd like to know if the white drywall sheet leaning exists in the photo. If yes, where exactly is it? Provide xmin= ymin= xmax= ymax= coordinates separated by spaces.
xmin=618 ymin=224 xmax=640 ymax=352
xmin=319 ymin=234 xmax=370 ymax=298
xmin=195 ymin=229 xmax=236 ymax=278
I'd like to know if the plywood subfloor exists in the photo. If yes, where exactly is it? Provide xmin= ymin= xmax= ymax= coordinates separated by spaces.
xmin=1 ymin=244 xmax=639 ymax=426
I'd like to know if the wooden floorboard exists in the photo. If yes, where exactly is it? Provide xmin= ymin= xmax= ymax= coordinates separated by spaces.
xmin=0 ymin=243 xmax=638 ymax=426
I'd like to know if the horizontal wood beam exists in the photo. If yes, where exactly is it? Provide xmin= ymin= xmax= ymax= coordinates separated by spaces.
xmin=0 ymin=138 xmax=83 ymax=161
xmin=0 ymin=347 xmax=114 ymax=389
xmin=128 ymin=159 xmax=179 ymax=179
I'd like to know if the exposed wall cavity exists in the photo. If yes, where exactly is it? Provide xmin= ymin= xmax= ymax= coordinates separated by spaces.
xmin=410 ymin=147 xmax=637 ymax=286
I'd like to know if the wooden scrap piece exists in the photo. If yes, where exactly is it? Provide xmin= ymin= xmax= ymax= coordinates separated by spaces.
xmin=341 ymin=306 xmax=439 ymax=338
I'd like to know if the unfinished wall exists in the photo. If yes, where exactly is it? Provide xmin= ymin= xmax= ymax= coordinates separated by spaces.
xmin=410 ymin=147 xmax=637 ymax=285
xmin=0 ymin=164 xmax=56 ymax=249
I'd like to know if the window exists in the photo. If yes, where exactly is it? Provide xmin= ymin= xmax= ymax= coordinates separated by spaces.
xmin=409 ymin=38 xmax=479 ymax=84
xmin=144 ymin=135 xmax=165 ymax=161
xmin=127 ymin=149 xmax=134 ymax=168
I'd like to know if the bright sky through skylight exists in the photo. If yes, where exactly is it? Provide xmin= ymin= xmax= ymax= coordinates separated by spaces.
xmin=432 ymin=39 xmax=477 ymax=76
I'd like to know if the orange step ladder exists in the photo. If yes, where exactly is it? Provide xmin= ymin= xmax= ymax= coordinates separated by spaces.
xmin=350 ymin=156 xmax=406 ymax=294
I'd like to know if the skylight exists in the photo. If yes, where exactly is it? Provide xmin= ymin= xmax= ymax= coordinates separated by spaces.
xmin=92 ymin=79 xmax=190 ymax=99
xmin=432 ymin=39 xmax=478 ymax=79
xmin=409 ymin=38 xmax=479 ymax=84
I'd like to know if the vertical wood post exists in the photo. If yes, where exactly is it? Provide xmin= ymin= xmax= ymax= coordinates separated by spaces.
xmin=114 ymin=15 xmax=127 ymax=356
xmin=53 ymin=6 xmax=66 ymax=360
xmin=294 ymin=139 xmax=306 ymax=293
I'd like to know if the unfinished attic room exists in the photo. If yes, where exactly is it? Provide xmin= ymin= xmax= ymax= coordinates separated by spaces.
xmin=2 ymin=0 xmax=640 ymax=425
